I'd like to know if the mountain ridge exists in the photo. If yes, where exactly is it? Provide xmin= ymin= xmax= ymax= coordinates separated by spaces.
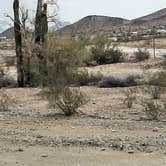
xmin=56 ymin=7 xmax=166 ymax=37
xmin=1 ymin=7 xmax=166 ymax=38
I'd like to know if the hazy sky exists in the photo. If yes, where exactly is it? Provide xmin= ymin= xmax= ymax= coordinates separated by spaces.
xmin=0 ymin=0 xmax=166 ymax=25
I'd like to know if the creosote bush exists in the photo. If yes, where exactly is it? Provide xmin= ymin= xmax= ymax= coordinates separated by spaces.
xmin=90 ymin=37 xmax=124 ymax=65
xmin=134 ymin=48 xmax=150 ymax=62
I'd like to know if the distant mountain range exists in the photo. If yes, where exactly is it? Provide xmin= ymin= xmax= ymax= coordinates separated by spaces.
xmin=0 ymin=27 xmax=4 ymax=33
xmin=1 ymin=8 xmax=166 ymax=38
xmin=56 ymin=8 xmax=166 ymax=37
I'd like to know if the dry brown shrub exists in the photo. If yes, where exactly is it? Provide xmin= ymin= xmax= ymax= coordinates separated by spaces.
xmin=140 ymin=99 xmax=161 ymax=120
xmin=122 ymin=88 xmax=137 ymax=109
xmin=0 ymin=89 xmax=16 ymax=111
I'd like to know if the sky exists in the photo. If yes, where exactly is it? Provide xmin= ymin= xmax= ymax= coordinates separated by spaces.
xmin=0 ymin=0 xmax=166 ymax=27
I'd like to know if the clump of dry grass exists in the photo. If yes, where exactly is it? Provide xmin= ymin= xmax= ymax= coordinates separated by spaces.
xmin=139 ymin=99 xmax=163 ymax=120
xmin=141 ymin=86 xmax=162 ymax=100
xmin=0 ymin=89 xmax=16 ymax=111
xmin=122 ymin=88 xmax=137 ymax=109
xmin=0 ymin=67 xmax=16 ymax=88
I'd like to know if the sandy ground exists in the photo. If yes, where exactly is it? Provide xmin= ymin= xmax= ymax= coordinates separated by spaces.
xmin=0 ymin=44 xmax=166 ymax=165
xmin=0 ymin=146 xmax=166 ymax=166
xmin=0 ymin=86 xmax=164 ymax=166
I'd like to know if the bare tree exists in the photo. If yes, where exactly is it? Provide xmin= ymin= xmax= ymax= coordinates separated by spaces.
xmin=13 ymin=0 xmax=25 ymax=87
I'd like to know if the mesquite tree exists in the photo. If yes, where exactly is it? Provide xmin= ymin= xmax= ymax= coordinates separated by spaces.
xmin=13 ymin=0 xmax=25 ymax=87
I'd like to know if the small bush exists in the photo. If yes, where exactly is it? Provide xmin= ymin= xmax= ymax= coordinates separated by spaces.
xmin=142 ymin=85 xmax=162 ymax=100
xmin=140 ymin=100 xmax=160 ymax=120
xmin=91 ymin=48 xmax=124 ymax=65
xmin=90 ymin=38 xmax=124 ymax=65
xmin=76 ymin=69 xmax=103 ymax=86
xmin=0 ymin=89 xmax=15 ymax=111
xmin=0 ymin=67 xmax=16 ymax=88
xmin=134 ymin=48 xmax=150 ymax=62
xmin=123 ymin=88 xmax=137 ymax=109
xmin=50 ymin=88 xmax=88 ymax=116
xmin=98 ymin=74 xmax=141 ymax=88
xmin=147 ymin=71 xmax=166 ymax=87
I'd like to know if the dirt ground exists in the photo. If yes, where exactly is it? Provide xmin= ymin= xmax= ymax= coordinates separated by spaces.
xmin=0 ymin=43 xmax=166 ymax=165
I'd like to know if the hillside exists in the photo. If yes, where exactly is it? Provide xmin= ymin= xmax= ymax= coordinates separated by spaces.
xmin=1 ymin=8 xmax=166 ymax=38
xmin=56 ymin=8 xmax=166 ymax=37
xmin=0 ymin=27 xmax=14 ymax=38
xmin=56 ymin=15 xmax=128 ymax=37
xmin=0 ymin=27 xmax=4 ymax=33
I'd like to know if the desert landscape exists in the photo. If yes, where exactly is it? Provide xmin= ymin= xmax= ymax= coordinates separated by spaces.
xmin=0 ymin=38 xmax=165 ymax=165
xmin=0 ymin=1 xmax=166 ymax=166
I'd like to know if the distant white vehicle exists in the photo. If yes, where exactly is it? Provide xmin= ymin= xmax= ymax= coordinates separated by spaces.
xmin=130 ymin=31 xmax=138 ymax=36
xmin=0 ymin=36 xmax=7 ymax=41
xmin=156 ymin=29 xmax=166 ymax=34
xmin=111 ymin=37 xmax=118 ymax=41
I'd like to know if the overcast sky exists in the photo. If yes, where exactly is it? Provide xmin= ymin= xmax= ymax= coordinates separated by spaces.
xmin=0 ymin=0 xmax=166 ymax=25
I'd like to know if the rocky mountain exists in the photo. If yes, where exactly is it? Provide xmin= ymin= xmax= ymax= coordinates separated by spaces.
xmin=56 ymin=15 xmax=128 ymax=37
xmin=0 ymin=27 xmax=14 ymax=38
xmin=1 ymin=8 xmax=166 ymax=38
xmin=56 ymin=8 xmax=166 ymax=37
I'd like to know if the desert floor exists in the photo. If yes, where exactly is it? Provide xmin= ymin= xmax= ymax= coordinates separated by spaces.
xmin=0 ymin=42 xmax=166 ymax=166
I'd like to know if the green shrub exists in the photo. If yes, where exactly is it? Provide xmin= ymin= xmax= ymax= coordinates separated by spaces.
xmin=90 ymin=37 xmax=124 ymax=65
xmin=134 ymin=48 xmax=150 ymax=62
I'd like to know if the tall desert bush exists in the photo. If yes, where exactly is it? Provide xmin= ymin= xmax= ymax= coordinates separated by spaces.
xmin=41 ymin=36 xmax=88 ymax=116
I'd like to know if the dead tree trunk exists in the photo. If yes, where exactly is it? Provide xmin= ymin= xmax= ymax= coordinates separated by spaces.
xmin=41 ymin=3 xmax=48 ymax=44
xmin=34 ymin=0 xmax=48 ymax=80
xmin=13 ymin=0 xmax=25 ymax=87
xmin=35 ymin=0 xmax=43 ymax=44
